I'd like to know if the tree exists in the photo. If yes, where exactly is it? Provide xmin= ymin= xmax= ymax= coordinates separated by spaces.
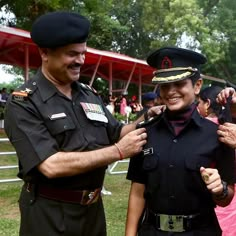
xmin=1 ymin=0 xmax=236 ymax=83
xmin=197 ymin=0 xmax=236 ymax=82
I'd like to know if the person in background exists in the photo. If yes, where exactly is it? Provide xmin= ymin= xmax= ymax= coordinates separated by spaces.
xmin=0 ymin=87 xmax=7 ymax=104
xmin=197 ymin=85 xmax=223 ymax=124
xmin=130 ymin=95 xmax=143 ymax=114
xmin=1 ymin=87 xmax=9 ymax=100
xmin=136 ymin=91 xmax=159 ymax=117
xmin=120 ymin=92 xmax=128 ymax=115
xmin=215 ymin=86 xmax=236 ymax=236
xmin=106 ymin=93 xmax=117 ymax=115
xmin=125 ymin=46 xmax=235 ymax=236
xmin=4 ymin=11 xmax=155 ymax=236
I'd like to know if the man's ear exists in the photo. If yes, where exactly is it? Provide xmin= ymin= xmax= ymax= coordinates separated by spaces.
xmin=38 ymin=48 xmax=49 ymax=62
xmin=194 ymin=78 xmax=203 ymax=95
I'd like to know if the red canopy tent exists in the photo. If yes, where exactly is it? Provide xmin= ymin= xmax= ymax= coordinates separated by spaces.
xmin=0 ymin=25 xmax=156 ymax=97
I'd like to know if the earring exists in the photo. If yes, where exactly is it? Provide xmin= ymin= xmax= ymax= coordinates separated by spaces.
xmin=205 ymin=108 xmax=208 ymax=117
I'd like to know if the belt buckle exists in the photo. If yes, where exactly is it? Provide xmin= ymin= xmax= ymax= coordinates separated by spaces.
xmin=159 ymin=214 xmax=185 ymax=232
xmin=80 ymin=189 xmax=100 ymax=205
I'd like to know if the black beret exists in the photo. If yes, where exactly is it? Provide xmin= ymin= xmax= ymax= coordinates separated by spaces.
xmin=142 ymin=92 xmax=157 ymax=101
xmin=31 ymin=11 xmax=90 ymax=48
xmin=147 ymin=46 xmax=207 ymax=84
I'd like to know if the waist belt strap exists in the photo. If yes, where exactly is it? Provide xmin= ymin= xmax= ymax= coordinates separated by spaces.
xmin=146 ymin=210 xmax=213 ymax=232
xmin=25 ymin=183 xmax=101 ymax=205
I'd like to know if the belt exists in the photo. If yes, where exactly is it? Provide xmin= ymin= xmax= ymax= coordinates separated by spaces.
xmin=25 ymin=183 xmax=101 ymax=205
xmin=146 ymin=210 xmax=211 ymax=232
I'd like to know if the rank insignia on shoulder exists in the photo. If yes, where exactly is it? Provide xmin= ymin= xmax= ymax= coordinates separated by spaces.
xmin=136 ymin=115 xmax=162 ymax=129
xmin=12 ymin=91 xmax=28 ymax=102
xmin=80 ymin=83 xmax=97 ymax=94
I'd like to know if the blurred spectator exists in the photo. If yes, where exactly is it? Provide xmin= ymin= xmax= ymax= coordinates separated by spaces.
xmin=130 ymin=95 xmax=142 ymax=114
xmin=1 ymin=87 xmax=9 ymax=101
xmin=106 ymin=94 xmax=117 ymax=115
xmin=197 ymin=85 xmax=223 ymax=124
xmin=120 ymin=92 xmax=128 ymax=115
xmin=137 ymin=91 xmax=158 ymax=117
xmin=0 ymin=88 xmax=7 ymax=105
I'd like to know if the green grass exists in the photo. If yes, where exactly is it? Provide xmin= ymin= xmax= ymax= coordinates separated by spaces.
xmin=0 ymin=129 xmax=131 ymax=236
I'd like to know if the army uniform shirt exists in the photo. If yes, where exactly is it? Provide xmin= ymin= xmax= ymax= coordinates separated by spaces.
xmin=127 ymin=109 xmax=235 ymax=215
xmin=5 ymin=69 xmax=123 ymax=189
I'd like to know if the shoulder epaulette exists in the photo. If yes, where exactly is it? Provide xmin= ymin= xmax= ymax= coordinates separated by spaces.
xmin=79 ymin=83 xmax=98 ymax=95
xmin=12 ymin=87 xmax=35 ymax=102
xmin=136 ymin=114 xmax=163 ymax=129
xmin=11 ymin=78 xmax=38 ymax=102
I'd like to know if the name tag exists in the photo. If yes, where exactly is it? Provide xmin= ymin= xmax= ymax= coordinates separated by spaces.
xmin=143 ymin=147 xmax=154 ymax=156
xmin=49 ymin=112 xmax=67 ymax=120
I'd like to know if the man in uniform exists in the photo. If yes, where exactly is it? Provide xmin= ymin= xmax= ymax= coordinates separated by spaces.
xmin=4 ymin=11 xmax=151 ymax=236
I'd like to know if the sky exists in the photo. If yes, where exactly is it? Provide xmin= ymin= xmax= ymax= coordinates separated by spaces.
xmin=0 ymin=65 xmax=15 ymax=84
xmin=0 ymin=7 xmax=16 ymax=84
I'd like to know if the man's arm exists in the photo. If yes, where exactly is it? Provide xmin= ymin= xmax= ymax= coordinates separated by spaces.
xmin=120 ymin=105 xmax=165 ymax=138
xmin=217 ymin=87 xmax=236 ymax=118
xmin=38 ymin=128 xmax=147 ymax=178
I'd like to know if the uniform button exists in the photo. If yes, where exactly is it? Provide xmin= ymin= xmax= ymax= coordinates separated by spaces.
xmin=169 ymin=164 xmax=174 ymax=168
xmin=32 ymin=82 xmax=36 ymax=86
xmin=169 ymin=195 xmax=175 ymax=199
xmin=173 ymin=139 xmax=177 ymax=143
xmin=64 ymin=125 xmax=68 ymax=129
xmin=72 ymin=102 xmax=76 ymax=106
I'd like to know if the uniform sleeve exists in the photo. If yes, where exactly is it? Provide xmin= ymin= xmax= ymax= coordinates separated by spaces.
xmin=215 ymin=142 xmax=236 ymax=184
xmin=102 ymin=101 xmax=124 ymax=143
xmin=4 ymin=98 xmax=59 ymax=177
xmin=126 ymin=153 xmax=147 ymax=184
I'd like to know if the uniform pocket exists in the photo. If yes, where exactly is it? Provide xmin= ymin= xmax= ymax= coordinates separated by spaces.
xmin=45 ymin=116 xmax=75 ymax=136
xmin=184 ymin=157 xmax=209 ymax=193
xmin=142 ymin=150 xmax=159 ymax=171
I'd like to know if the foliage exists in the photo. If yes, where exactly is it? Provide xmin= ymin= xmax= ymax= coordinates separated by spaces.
xmin=0 ymin=65 xmax=25 ymax=89
xmin=113 ymin=112 xmax=137 ymax=123
xmin=1 ymin=0 xmax=236 ymax=84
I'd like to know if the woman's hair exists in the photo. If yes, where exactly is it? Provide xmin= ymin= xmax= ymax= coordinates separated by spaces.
xmin=199 ymin=85 xmax=223 ymax=116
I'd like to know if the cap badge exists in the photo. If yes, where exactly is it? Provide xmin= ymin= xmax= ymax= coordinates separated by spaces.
xmin=161 ymin=56 xmax=172 ymax=69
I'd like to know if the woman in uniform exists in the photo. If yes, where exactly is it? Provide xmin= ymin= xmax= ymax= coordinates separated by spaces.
xmin=125 ymin=47 xmax=235 ymax=236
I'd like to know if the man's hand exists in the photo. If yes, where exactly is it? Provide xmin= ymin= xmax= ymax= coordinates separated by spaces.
xmin=216 ymin=87 xmax=236 ymax=105
xmin=217 ymin=122 xmax=236 ymax=148
xmin=116 ymin=128 xmax=147 ymax=159
xmin=146 ymin=105 xmax=165 ymax=120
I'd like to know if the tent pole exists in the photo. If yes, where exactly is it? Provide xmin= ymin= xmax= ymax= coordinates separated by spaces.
xmin=124 ymin=63 xmax=136 ymax=93
xmin=24 ymin=45 xmax=29 ymax=81
xmin=109 ymin=62 xmax=112 ymax=95
xmin=138 ymin=69 xmax=142 ymax=104
xmin=89 ymin=56 xmax=102 ymax=87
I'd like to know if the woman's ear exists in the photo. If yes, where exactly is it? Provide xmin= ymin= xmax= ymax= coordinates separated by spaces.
xmin=206 ymin=98 xmax=211 ymax=109
xmin=194 ymin=79 xmax=203 ymax=95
